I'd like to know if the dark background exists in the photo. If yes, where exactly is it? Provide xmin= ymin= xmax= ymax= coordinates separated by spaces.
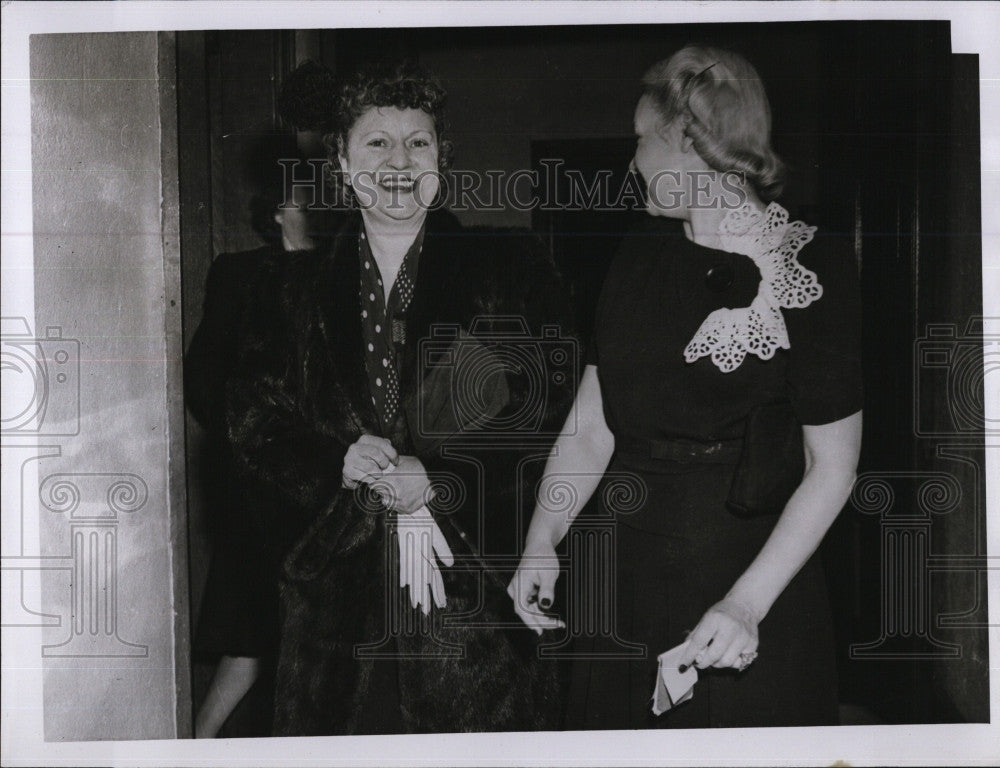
xmin=175 ymin=21 xmax=988 ymax=732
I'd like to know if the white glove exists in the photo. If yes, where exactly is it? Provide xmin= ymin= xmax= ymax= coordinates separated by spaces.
xmin=381 ymin=463 xmax=454 ymax=614
xmin=396 ymin=504 xmax=453 ymax=614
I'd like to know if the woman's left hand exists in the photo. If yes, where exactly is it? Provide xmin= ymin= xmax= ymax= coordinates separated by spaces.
xmin=678 ymin=597 xmax=761 ymax=671
xmin=370 ymin=455 xmax=434 ymax=515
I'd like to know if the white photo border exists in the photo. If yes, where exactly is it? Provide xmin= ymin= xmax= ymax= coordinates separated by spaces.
xmin=1 ymin=1 xmax=997 ymax=766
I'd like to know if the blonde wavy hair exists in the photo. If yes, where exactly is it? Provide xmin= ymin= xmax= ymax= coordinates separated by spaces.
xmin=642 ymin=45 xmax=786 ymax=201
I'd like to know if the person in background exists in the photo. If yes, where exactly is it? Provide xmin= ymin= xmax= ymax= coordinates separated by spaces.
xmin=187 ymin=153 xmax=334 ymax=738
xmin=510 ymin=44 xmax=863 ymax=729
xmin=188 ymin=60 xmax=341 ymax=739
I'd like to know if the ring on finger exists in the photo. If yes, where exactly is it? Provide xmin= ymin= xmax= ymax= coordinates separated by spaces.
xmin=737 ymin=650 xmax=758 ymax=672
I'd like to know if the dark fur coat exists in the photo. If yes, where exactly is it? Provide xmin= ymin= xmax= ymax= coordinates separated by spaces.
xmin=225 ymin=209 xmax=576 ymax=735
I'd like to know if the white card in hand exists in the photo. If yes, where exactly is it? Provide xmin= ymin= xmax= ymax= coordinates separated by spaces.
xmin=651 ymin=643 xmax=698 ymax=716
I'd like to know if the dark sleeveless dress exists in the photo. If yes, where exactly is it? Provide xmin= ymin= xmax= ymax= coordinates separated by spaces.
xmin=565 ymin=214 xmax=863 ymax=729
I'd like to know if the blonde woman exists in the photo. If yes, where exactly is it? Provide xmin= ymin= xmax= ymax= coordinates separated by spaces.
xmin=510 ymin=45 xmax=863 ymax=728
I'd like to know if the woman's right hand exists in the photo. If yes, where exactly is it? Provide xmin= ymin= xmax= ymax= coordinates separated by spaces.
xmin=507 ymin=535 xmax=566 ymax=635
xmin=506 ymin=366 xmax=613 ymax=635
xmin=342 ymin=434 xmax=398 ymax=489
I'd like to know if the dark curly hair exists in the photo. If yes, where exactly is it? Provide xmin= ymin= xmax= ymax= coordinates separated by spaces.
xmin=323 ymin=60 xmax=453 ymax=206
xmin=278 ymin=60 xmax=339 ymax=133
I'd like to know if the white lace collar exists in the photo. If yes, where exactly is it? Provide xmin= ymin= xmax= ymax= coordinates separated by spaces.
xmin=683 ymin=201 xmax=822 ymax=373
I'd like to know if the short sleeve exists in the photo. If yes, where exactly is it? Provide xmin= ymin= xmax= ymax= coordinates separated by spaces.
xmin=783 ymin=230 xmax=864 ymax=425
xmin=585 ymin=258 xmax=616 ymax=367
xmin=585 ymin=319 xmax=601 ymax=367
xmin=586 ymin=229 xmax=642 ymax=368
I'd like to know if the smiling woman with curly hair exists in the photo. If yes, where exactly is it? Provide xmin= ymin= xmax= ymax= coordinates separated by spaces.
xmin=222 ymin=58 xmax=574 ymax=736
xmin=323 ymin=60 xmax=454 ymax=208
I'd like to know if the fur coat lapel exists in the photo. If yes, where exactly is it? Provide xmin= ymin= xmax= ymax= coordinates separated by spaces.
xmin=312 ymin=215 xmax=378 ymax=435
xmin=313 ymin=209 xmax=468 ymax=440
xmin=398 ymin=210 xmax=466 ymax=400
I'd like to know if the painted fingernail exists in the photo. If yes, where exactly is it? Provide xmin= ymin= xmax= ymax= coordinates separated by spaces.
xmin=540 ymin=597 xmax=552 ymax=609
xmin=678 ymin=664 xmax=688 ymax=673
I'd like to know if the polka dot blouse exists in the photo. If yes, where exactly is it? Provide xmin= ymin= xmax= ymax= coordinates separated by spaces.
xmin=358 ymin=227 xmax=424 ymax=431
